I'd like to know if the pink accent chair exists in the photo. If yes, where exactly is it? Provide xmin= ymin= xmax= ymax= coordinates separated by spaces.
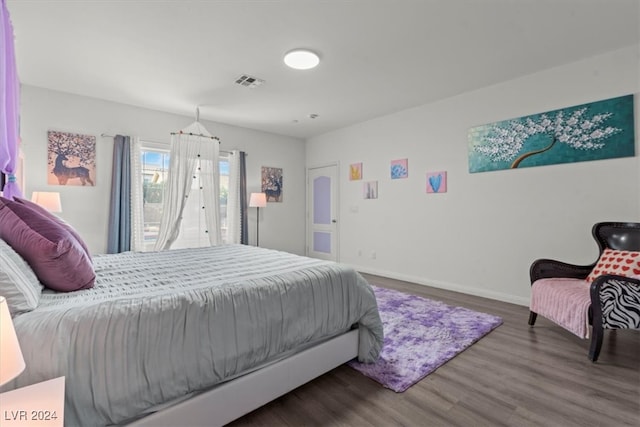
xmin=529 ymin=222 xmax=640 ymax=362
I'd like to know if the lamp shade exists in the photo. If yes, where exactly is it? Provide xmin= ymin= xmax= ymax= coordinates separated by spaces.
xmin=31 ymin=191 xmax=62 ymax=213
xmin=0 ymin=296 xmax=25 ymax=386
xmin=249 ymin=192 xmax=267 ymax=208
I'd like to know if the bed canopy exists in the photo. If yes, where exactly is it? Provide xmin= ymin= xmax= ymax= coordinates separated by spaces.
xmin=154 ymin=114 xmax=221 ymax=250
xmin=0 ymin=0 xmax=22 ymax=199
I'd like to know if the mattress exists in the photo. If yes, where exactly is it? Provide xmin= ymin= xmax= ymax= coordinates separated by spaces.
xmin=4 ymin=245 xmax=383 ymax=426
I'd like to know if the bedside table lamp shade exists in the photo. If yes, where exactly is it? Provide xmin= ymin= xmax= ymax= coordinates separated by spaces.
xmin=31 ymin=191 xmax=62 ymax=213
xmin=0 ymin=296 xmax=25 ymax=386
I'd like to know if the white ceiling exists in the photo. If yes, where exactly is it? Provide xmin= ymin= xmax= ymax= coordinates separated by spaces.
xmin=7 ymin=0 xmax=640 ymax=139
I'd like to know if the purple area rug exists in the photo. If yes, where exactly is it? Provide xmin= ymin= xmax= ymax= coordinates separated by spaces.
xmin=348 ymin=286 xmax=503 ymax=392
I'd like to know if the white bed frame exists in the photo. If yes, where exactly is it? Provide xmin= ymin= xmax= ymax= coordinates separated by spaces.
xmin=127 ymin=329 xmax=359 ymax=427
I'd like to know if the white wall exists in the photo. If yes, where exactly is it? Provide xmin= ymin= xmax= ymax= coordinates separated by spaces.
xmin=306 ymin=45 xmax=640 ymax=306
xmin=19 ymin=86 xmax=306 ymax=255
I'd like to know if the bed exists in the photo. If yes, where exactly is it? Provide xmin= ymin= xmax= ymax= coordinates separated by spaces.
xmin=1 ymin=244 xmax=383 ymax=426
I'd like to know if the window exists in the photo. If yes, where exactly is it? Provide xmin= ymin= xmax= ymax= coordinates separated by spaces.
xmin=139 ymin=145 xmax=229 ymax=251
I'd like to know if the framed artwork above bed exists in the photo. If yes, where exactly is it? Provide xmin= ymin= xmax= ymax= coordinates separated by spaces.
xmin=47 ymin=131 xmax=96 ymax=186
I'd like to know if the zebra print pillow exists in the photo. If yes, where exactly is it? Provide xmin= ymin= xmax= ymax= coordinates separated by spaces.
xmin=599 ymin=278 xmax=640 ymax=330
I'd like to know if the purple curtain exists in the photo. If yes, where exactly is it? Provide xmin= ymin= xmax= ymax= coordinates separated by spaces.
xmin=0 ymin=0 xmax=22 ymax=199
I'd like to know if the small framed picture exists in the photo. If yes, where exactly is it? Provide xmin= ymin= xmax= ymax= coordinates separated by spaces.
xmin=261 ymin=166 xmax=283 ymax=202
xmin=426 ymin=171 xmax=447 ymax=193
xmin=390 ymin=158 xmax=408 ymax=179
xmin=363 ymin=181 xmax=378 ymax=199
xmin=349 ymin=162 xmax=363 ymax=181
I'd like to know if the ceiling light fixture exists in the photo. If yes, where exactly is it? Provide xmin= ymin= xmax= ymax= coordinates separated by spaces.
xmin=284 ymin=49 xmax=320 ymax=70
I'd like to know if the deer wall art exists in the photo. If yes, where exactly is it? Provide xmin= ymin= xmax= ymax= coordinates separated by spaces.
xmin=53 ymin=153 xmax=94 ymax=186
xmin=47 ymin=131 xmax=96 ymax=186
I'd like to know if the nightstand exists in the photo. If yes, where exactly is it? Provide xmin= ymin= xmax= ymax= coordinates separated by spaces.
xmin=0 ymin=376 xmax=65 ymax=426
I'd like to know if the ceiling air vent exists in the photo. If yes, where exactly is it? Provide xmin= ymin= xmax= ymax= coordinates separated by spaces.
xmin=235 ymin=74 xmax=265 ymax=88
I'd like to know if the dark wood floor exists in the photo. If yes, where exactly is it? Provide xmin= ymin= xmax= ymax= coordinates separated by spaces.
xmin=229 ymin=274 xmax=640 ymax=426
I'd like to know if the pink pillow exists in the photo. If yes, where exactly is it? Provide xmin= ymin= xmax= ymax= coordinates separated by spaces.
xmin=13 ymin=196 xmax=91 ymax=260
xmin=586 ymin=248 xmax=640 ymax=283
xmin=0 ymin=197 xmax=95 ymax=292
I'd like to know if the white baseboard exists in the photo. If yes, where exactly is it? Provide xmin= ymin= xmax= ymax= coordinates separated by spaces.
xmin=349 ymin=265 xmax=530 ymax=307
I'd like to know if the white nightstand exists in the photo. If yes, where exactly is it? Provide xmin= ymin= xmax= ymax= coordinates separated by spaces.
xmin=0 ymin=376 xmax=65 ymax=426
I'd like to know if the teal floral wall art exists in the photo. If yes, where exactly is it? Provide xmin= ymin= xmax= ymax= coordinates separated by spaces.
xmin=468 ymin=95 xmax=635 ymax=173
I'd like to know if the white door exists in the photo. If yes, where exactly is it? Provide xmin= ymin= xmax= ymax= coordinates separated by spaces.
xmin=307 ymin=164 xmax=338 ymax=261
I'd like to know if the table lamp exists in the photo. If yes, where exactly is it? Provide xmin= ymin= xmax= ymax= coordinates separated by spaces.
xmin=31 ymin=192 xmax=62 ymax=213
xmin=0 ymin=296 xmax=25 ymax=386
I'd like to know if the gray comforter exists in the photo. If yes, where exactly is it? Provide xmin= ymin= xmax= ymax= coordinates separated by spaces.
xmin=5 ymin=245 xmax=383 ymax=426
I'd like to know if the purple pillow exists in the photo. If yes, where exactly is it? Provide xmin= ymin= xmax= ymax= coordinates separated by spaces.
xmin=0 ymin=197 xmax=95 ymax=292
xmin=13 ymin=196 xmax=91 ymax=260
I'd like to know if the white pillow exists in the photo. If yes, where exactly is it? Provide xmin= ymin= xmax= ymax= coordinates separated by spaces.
xmin=0 ymin=238 xmax=43 ymax=316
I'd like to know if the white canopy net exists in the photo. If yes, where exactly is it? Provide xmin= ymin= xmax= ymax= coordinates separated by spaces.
xmin=154 ymin=121 xmax=221 ymax=250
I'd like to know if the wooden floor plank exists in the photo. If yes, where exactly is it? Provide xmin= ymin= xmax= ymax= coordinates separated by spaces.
xmin=229 ymin=274 xmax=640 ymax=426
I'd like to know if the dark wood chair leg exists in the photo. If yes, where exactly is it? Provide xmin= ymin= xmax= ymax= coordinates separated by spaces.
xmin=589 ymin=325 xmax=604 ymax=362
xmin=528 ymin=311 xmax=537 ymax=326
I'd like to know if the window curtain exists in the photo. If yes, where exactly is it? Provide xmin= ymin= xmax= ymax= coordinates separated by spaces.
xmin=107 ymin=135 xmax=132 ymax=253
xmin=154 ymin=122 xmax=220 ymax=250
xmin=130 ymin=137 xmax=145 ymax=251
xmin=226 ymin=150 xmax=247 ymax=244
xmin=0 ymin=0 xmax=22 ymax=199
